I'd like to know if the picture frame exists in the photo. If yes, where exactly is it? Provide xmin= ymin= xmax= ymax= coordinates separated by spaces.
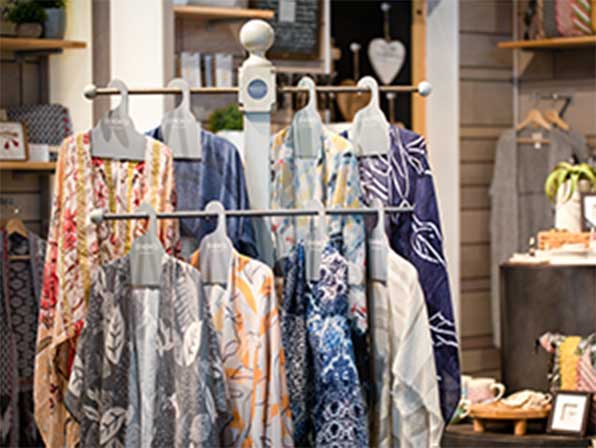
xmin=0 ymin=121 xmax=28 ymax=161
xmin=547 ymin=391 xmax=592 ymax=437
xmin=581 ymin=192 xmax=596 ymax=231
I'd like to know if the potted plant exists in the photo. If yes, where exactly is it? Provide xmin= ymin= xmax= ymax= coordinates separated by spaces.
xmin=1 ymin=0 xmax=17 ymax=36
xmin=545 ymin=162 xmax=596 ymax=232
xmin=208 ymin=104 xmax=245 ymax=161
xmin=6 ymin=1 xmax=46 ymax=38
xmin=38 ymin=0 xmax=65 ymax=39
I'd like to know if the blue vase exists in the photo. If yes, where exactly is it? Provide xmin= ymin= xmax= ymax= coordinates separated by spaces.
xmin=43 ymin=8 xmax=65 ymax=39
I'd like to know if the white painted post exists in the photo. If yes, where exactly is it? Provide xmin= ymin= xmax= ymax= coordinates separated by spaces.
xmin=238 ymin=20 xmax=276 ymax=264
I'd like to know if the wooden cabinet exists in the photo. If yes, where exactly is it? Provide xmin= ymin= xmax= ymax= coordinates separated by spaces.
xmin=500 ymin=264 xmax=596 ymax=392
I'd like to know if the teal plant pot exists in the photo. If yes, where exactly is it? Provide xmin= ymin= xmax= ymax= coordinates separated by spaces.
xmin=43 ymin=8 xmax=65 ymax=39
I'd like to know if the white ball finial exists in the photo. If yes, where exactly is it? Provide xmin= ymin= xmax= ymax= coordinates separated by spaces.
xmin=83 ymin=84 xmax=97 ymax=100
xmin=240 ymin=19 xmax=274 ymax=55
xmin=89 ymin=209 xmax=105 ymax=225
xmin=349 ymin=42 xmax=361 ymax=52
xmin=417 ymin=81 xmax=432 ymax=97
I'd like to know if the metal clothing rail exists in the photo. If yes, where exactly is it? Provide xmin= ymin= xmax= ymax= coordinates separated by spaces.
xmin=83 ymin=82 xmax=432 ymax=99
xmin=90 ymin=206 xmax=413 ymax=224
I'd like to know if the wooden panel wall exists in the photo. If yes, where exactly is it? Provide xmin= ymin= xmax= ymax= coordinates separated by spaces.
xmin=459 ymin=0 xmax=514 ymax=378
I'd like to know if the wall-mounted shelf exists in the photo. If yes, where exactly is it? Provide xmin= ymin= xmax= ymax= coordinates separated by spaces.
xmin=0 ymin=161 xmax=56 ymax=171
xmin=173 ymin=5 xmax=274 ymax=21
xmin=0 ymin=37 xmax=86 ymax=51
xmin=498 ymin=35 xmax=596 ymax=50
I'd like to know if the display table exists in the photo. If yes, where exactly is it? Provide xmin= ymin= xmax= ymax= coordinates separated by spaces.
xmin=442 ymin=423 xmax=593 ymax=447
xmin=500 ymin=263 xmax=596 ymax=391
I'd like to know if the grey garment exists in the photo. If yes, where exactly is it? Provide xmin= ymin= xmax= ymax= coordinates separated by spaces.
xmin=65 ymin=254 xmax=230 ymax=448
xmin=369 ymin=249 xmax=443 ymax=448
xmin=489 ymin=127 xmax=589 ymax=347
xmin=0 ymin=231 xmax=46 ymax=447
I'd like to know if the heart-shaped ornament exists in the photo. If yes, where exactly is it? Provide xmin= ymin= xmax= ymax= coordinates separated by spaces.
xmin=367 ymin=38 xmax=406 ymax=85
xmin=336 ymin=79 xmax=371 ymax=122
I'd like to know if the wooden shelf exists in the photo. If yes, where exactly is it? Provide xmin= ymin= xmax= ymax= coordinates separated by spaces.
xmin=0 ymin=37 xmax=86 ymax=51
xmin=498 ymin=35 xmax=596 ymax=50
xmin=174 ymin=4 xmax=273 ymax=21
xmin=0 ymin=161 xmax=56 ymax=171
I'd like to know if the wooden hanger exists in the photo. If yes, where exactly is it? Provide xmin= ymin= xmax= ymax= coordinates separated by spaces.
xmin=1 ymin=205 xmax=28 ymax=239
xmin=543 ymin=108 xmax=570 ymax=131
xmin=516 ymin=108 xmax=552 ymax=131
xmin=6 ymin=217 xmax=28 ymax=239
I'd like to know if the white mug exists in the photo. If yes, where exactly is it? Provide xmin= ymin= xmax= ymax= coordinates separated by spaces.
xmin=465 ymin=377 xmax=506 ymax=404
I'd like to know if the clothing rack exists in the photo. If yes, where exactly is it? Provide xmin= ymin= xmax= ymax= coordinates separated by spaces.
xmin=83 ymin=83 xmax=432 ymax=99
xmin=89 ymin=206 xmax=414 ymax=225
xmin=83 ymin=19 xmax=429 ymax=262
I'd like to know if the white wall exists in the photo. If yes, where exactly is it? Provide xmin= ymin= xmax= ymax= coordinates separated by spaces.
xmin=109 ymin=0 xmax=174 ymax=131
xmin=49 ymin=0 xmax=93 ymax=132
xmin=426 ymin=0 xmax=461 ymax=327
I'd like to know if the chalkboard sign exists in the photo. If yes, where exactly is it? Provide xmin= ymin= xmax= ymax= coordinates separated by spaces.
xmin=250 ymin=0 xmax=321 ymax=60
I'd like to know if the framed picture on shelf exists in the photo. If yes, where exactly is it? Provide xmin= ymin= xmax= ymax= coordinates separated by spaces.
xmin=581 ymin=192 xmax=596 ymax=231
xmin=547 ymin=391 xmax=592 ymax=437
xmin=0 ymin=122 xmax=28 ymax=161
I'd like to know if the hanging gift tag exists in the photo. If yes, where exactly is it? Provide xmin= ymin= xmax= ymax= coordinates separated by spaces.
xmin=367 ymin=3 xmax=406 ymax=85
xmin=368 ymin=38 xmax=406 ymax=85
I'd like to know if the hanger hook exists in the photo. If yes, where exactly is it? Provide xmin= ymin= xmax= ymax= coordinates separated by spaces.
xmin=108 ymin=79 xmax=129 ymax=116
xmin=298 ymin=76 xmax=317 ymax=111
xmin=306 ymin=198 xmax=325 ymax=240
xmin=371 ymin=198 xmax=385 ymax=233
xmin=204 ymin=200 xmax=227 ymax=235
xmin=357 ymin=76 xmax=380 ymax=109
xmin=167 ymin=78 xmax=191 ymax=111
xmin=135 ymin=202 xmax=158 ymax=237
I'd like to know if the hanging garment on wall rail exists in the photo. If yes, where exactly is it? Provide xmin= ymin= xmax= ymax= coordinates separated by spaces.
xmin=344 ymin=125 xmax=461 ymax=422
xmin=306 ymin=243 xmax=369 ymax=447
xmin=369 ymin=247 xmax=443 ymax=448
xmin=148 ymin=127 xmax=257 ymax=259
xmin=190 ymin=248 xmax=294 ymax=447
xmin=64 ymin=254 xmax=229 ymax=448
xmin=270 ymin=126 xmax=367 ymax=334
xmin=34 ymin=132 xmax=179 ymax=448
xmin=280 ymin=243 xmax=313 ymax=447
xmin=0 ymin=231 xmax=46 ymax=448
xmin=490 ymin=127 xmax=589 ymax=347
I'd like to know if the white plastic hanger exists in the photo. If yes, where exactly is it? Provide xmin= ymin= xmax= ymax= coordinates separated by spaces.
xmin=293 ymin=76 xmax=323 ymax=159
xmin=198 ymin=201 xmax=233 ymax=286
xmin=367 ymin=198 xmax=388 ymax=282
xmin=161 ymin=78 xmax=202 ymax=160
xmin=351 ymin=76 xmax=391 ymax=156
xmin=305 ymin=199 xmax=326 ymax=282
xmin=91 ymin=79 xmax=147 ymax=160
xmin=129 ymin=203 xmax=165 ymax=288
